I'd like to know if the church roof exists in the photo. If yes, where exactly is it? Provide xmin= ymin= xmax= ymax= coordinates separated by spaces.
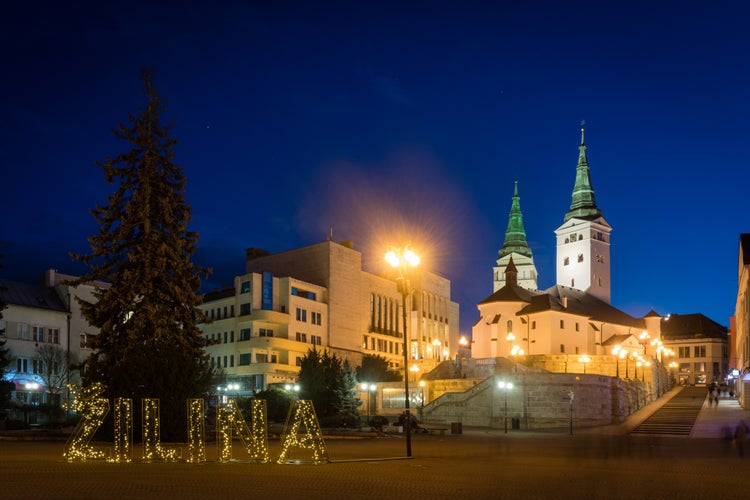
xmin=564 ymin=127 xmax=603 ymax=223
xmin=499 ymin=181 xmax=533 ymax=258
xmin=482 ymin=283 xmax=643 ymax=328
xmin=478 ymin=283 xmax=543 ymax=305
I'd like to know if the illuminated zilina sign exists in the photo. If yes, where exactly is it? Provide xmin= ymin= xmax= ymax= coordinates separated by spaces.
xmin=63 ymin=383 xmax=329 ymax=465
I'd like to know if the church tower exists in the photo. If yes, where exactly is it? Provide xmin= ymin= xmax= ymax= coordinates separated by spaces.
xmin=494 ymin=181 xmax=538 ymax=291
xmin=554 ymin=128 xmax=612 ymax=303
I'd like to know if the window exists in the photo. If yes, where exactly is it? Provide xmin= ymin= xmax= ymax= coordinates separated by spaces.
xmin=230 ymin=331 xmax=235 ymax=342
xmin=33 ymin=359 xmax=42 ymax=374
xmin=679 ymin=362 xmax=690 ymax=372
xmin=296 ymin=332 xmax=307 ymax=343
xmin=240 ymin=328 xmax=251 ymax=341
xmin=296 ymin=357 xmax=303 ymax=367
xmin=570 ymin=234 xmax=577 ymax=242
xmin=560 ymin=344 xmax=565 ymax=353
xmin=694 ymin=362 xmax=706 ymax=372
xmin=223 ymin=356 xmax=227 ymax=367
xmin=256 ymin=353 xmax=268 ymax=363
xmin=577 ymin=254 xmax=583 ymax=263
xmin=230 ymin=305 xmax=235 ymax=317
xmin=311 ymin=335 xmax=322 ymax=345
xmin=563 ymin=257 xmax=570 ymax=266
xmin=260 ymin=328 xmax=273 ymax=337
xmin=240 ymin=303 xmax=251 ymax=316
xmin=17 ymin=358 xmax=29 ymax=373
xmin=507 ymin=320 xmax=513 ymax=333
xmin=241 ymin=281 xmax=251 ymax=293
xmin=678 ymin=347 xmax=691 ymax=358
xmin=32 ymin=326 xmax=44 ymax=342
xmin=230 ymin=355 xmax=234 ymax=368
xmin=694 ymin=346 xmax=706 ymax=357
xmin=224 ymin=331 xmax=228 ymax=343
xmin=47 ymin=328 xmax=60 ymax=344
xmin=560 ymin=320 xmax=565 ymax=329
xmin=311 ymin=312 xmax=322 ymax=325
xmin=531 ymin=321 xmax=536 ymax=330
xmin=239 ymin=353 xmax=251 ymax=365
xmin=296 ymin=308 xmax=307 ymax=322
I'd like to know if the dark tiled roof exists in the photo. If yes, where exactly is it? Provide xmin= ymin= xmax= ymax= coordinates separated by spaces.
xmin=0 ymin=279 xmax=67 ymax=312
xmin=478 ymin=284 xmax=543 ymax=305
xmin=661 ymin=313 xmax=727 ymax=339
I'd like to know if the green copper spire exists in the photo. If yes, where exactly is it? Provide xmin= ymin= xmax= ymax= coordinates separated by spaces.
xmin=500 ymin=181 xmax=533 ymax=258
xmin=564 ymin=127 xmax=602 ymax=222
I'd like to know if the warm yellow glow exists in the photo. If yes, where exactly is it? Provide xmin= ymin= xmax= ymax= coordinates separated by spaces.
xmin=459 ymin=336 xmax=468 ymax=347
xmin=63 ymin=383 xmax=110 ymax=462
xmin=277 ymin=400 xmax=329 ymax=465
xmin=510 ymin=345 xmax=524 ymax=356
xmin=110 ymin=398 xmax=133 ymax=463
xmin=142 ymin=399 xmax=180 ymax=462
xmin=497 ymin=381 xmax=513 ymax=389
xmin=186 ymin=399 xmax=206 ymax=463
xmin=506 ymin=333 xmax=516 ymax=342
xmin=217 ymin=399 xmax=269 ymax=463
xmin=578 ymin=354 xmax=590 ymax=364
xmin=385 ymin=247 xmax=420 ymax=269
xmin=410 ymin=364 xmax=420 ymax=373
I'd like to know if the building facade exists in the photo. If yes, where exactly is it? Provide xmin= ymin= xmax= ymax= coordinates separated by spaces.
xmin=199 ymin=239 xmax=460 ymax=392
xmin=734 ymin=234 xmax=750 ymax=406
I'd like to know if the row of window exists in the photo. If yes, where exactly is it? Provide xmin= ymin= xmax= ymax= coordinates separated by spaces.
xmin=678 ymin=346 xmax=708 ymax=358
xmin=208 ymin=305 xmax=235 ymax=321
xmin=421 ymin=291 xmax=449 ymax=323
xmin=295 ymin=332 xmax=322 ymax=345
xmin=564 ymin=231 xmax=606 ymax=244
xmin=6 ymin=323 xmax=61 ymax=344
xmin=370 ymin=293 xmax=402 ymax=337
xmin=295 ymin=308 xmax=322 ymax=325
xmin=363 ymin=335 xmax=400 ymax=356
xmin=678 ymin=362 xmax=721 ymax=373
xmin=505 ymin=319 xmax=580 ymax=332
xmin=14 ymin=357 xmax=59 ymax=375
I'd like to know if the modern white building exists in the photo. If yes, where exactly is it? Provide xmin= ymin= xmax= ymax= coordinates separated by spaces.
xmin=199 ymin=239 xmax=460 ymax=392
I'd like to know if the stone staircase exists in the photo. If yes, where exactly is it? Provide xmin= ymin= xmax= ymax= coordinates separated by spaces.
xmin=630 ymin=386 xmax=707 ymax=436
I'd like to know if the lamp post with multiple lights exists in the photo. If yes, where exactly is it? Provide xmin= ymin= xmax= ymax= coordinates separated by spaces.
xmin=385 ymin=246 xmax=420 ymax=458
xmin=497 ymin=380 xmax=513 ymax=433
xmin=578 ymin=354 xmax=591 ymax=374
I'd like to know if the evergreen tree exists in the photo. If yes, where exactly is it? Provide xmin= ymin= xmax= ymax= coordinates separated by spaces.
xmin=298 ymin=347 xmax=358 ymax=420
xmin=356 ymin=354 xmax=402 ymax=383
xmin=0 ymin=247 xmax=11 ymax=373
xmin=70 ymin=70 xmax=213 ymax=441
xmin=0 ymin=247 xmax=14 ymax=410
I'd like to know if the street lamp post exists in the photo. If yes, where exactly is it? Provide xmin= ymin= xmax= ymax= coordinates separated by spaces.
xmin=386 ymin=246 xmax=420 ymax=458
xmin=497 ymin=381 xmax=513 ymax=433
xmin=578 ymin=354 xmax=590 ymax=374
xmin=360 ymin=383 xmax=376 ymax=425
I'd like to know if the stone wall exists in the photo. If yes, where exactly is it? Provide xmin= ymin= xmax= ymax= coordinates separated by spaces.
xmin=419 ymin=372 xmax=653 ymax=430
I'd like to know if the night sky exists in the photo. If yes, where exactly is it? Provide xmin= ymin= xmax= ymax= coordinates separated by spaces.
xmin=2 ymin=2 xmax=748 ymax=334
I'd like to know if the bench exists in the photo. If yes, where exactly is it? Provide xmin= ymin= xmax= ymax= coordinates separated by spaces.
xmin=420 ymin=425 xmax=448 ymax=435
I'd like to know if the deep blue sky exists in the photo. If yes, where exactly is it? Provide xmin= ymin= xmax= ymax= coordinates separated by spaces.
xmin=2 ymin=1 xmax=748 ymax=334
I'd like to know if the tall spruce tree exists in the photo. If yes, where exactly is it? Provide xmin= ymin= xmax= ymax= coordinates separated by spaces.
xmin=71 ymin=70 xmax=213 ymax=441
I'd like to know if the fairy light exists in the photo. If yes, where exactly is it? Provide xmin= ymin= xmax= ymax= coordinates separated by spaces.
xmin=63 ymin=383 xmax=110 ymax=462
xmin=186 ymin=398 xmax=206 ymax=463
xmin=141 ymin=398 xmax=180 ymax=461
xmin=110 ymin=398 xmax=133 ymax=463
xmin=277 ymin=399 xmax=329 ymax=465
xmin=217 ymin=399 xmax=270 ymax=463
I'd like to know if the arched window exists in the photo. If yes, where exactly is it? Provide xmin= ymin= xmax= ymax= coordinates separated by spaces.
xmin=507 ymin=320 xmax=513 ymax=333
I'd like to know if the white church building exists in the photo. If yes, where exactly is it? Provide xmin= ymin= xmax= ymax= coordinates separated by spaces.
xmin=473 ymin=129 xmax=660 ymax=365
